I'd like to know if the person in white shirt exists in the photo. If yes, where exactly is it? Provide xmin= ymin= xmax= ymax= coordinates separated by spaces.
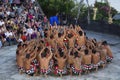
xmin=27 ymin=27 xmax=34 ymax=35
xmin=26 ymin=27 xmax=34 ymax=40
xmin=5 ymin=30 xmax=16 ymax=46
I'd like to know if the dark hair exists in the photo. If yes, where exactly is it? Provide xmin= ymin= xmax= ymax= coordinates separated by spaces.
xmin=41 ymin=40 xmax=44 ymax=43
xmin=50 ymin=34 xmax=54 ymax=39
xmin=84 ymin=32 xmax=86 ymax=36
xmin=84 ymin=49 xmax=89 ymax=55
xmin=34 ymin=46 xmax=36 ymax=49
xmin=92 ymin=49 xmax=96 ymax=54
xmin=38 ymin=46 xmax=41 ymax=51
xmin=58 ymin=48 xmax=62 ymax=53
xmin=44 ymin=48 xmax=49 ymax=53
xmin=74 ymin=51 xmax=79 ymax=58
xmin=44 ymin=33 xmax=47 ymax=38
xmin=41 ymin=52 xmax=47 ymax=58
xmin=78 ymin=47 xmax=81 ymax=51
xmin=22 ymin=44 xmax=27 ymax=47
xmin=102 ymin=41 xmax=108 ymax=45
xmin=16 ymin=50 xmax=19 ymax=55
xmin=26 ymin=54 xmax=30 ymax=59
xmin=68 ymin=34 xmax=73 ymax=38
xmin=79 ymin=31 xmax=83 ymax=36
xmin=45 ymin=28 xmax=48 ymax=31
xmin=93 ymin=38 xmax=97 ymax=42
xmin=17 ymin=43 xmax=22 ymax=48
xmin=58 ymin=33 xmax=62 ymax=38
xmin=70 ymin=49 xmax=74 ymax=55
xmin=89 ymin=46 xmax=92 ymax=50
xmin=59 ymin=51 xmax=64 ymax=57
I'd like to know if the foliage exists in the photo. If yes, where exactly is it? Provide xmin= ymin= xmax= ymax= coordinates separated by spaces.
xmin=94 ymin=2 xmax=118 ymax=21
xmin=113 ymin=20 xmax=120 ymax=25
xmin=38 ymin=0 xmax=75 ymax=17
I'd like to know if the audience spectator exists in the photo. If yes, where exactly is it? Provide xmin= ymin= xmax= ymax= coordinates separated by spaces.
xmin=0 ymin=0 xmax=46 ymax=47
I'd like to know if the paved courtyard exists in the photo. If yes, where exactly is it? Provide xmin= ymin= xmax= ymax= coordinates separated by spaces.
xmin=0 ymin=31 xmax=120 ymax=80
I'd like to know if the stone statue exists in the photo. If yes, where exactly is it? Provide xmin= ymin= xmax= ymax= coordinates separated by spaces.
xmin=93 ymin=7 xmax=98 ymax=20
xmin=108 ymin=14 xmax=113 ymax=24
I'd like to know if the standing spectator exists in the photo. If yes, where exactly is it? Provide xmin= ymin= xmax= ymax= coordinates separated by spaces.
xmin=43 ymin=15 xmax=48 ymax=26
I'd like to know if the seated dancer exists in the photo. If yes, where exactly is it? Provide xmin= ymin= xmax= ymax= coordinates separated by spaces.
xmin=98 ymin=41 xmax=107 ymax=68
xmin=24 ymin=47 xmax=37 ymax=76
xmin=75 ymin=27 xmax=86 ymax=48
xmin=54 ymin=48 xmax=67 ymax=77
xmin=92 ymin=49 xmax=100 ymax=72
xmin=38 ymin=46 xmax=53 ymax=77
xmin=72 ymin=51 xmax=82 ymax=76
xmin=56 ymin=27 xmax=66 ymax=48
xmin=102 ymin=41 xmax=113 ymax=62
xmin=16 ymin=43 xmax=29 ymax=74
xmin=66 ymin=33 xmax=75 ymax=49
xmin=67 ymin=48 xmax=74 ymax=75
xmin=82 ymin=49 xmax=92 ymax=74
xmin=48 ymin=34 xmax=56 ymax=50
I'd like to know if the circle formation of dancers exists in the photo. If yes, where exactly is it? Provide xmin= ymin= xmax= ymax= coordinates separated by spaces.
xmin=16 ymin=25 xmax=113 ymax=77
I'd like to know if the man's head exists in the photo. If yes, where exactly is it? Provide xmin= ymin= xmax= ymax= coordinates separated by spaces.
xmin=59 ymin=51 xmax=64 ymax=57
xmin=102 ymin=41 xmax=108 ymax=46
xmin=70 ymin=49 xmax=74 ymax=55
xmin=78 ymin=31 xmax=83 ymax=36
xmin=74 ymin=51 xmax=79 ymax=58
xmin=44 ymin=48 xmax=50 ymax=54
xmin=50 ymin=34 xmax=54 ymax=39
xmin=92 ymin=49 xmax=96 ymax=54
xmin=78 ymin=47 xmax=81 ymax=51
xmin=41 ymin=48 xmax=49 ymax=58
xmin=58 ymin=33 xmax=62 ymax=38
xmin=84 ymin=49 xmax=89 ymax=55
xmin=41 ymin=52 xmax=47 ymax=58
xmin=68 ymin=33 xmax=73 ymax=38
xmin=26 ymin=54 xmax=30 ymax=59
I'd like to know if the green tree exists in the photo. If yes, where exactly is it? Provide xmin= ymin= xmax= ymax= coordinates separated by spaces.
xmin=38 ymin=0 xmax=75 ymax=17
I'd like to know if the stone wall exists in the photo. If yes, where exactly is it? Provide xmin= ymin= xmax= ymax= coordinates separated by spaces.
xmin=79 ymin=21 xmax=120 ymax=37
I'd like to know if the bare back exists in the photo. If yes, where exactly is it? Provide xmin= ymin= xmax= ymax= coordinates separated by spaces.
xmin=83 ymin=55 xmax=92 ymax=65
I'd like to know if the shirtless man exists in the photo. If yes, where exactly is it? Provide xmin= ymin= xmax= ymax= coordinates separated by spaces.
xmin=72 ymin=51 xmax=82 ymax=76
xmin=48 ymin=34 xmax=56 ymax=50
xmin=97 ymin=41 xmax=107 ymax=68
xmin=38 ymin=46 xmax=53 ymax=77
xmin=56 ymin=27 xmax=66 ymax=48
xmin=67 ymin=48 xmax=74 ymax=75
xmin=92 ymin=49 xmax=100 ymax=72
xmin=16 ymin=43 xmax=29 ymax=74
xmin=82 ymin=49 xmax=92 ymax=74
xmin=66 ymin=33 xmax=75 ymax=49
xmin=75 ymin=30 xmax=86 ymax=48
xmin=54 ymin=49 xmax=67 ymax=77
xmin=24 ymin=47 xmax=37 ymax=76
xmin=102 ymin=41 xmax=113 ymax=62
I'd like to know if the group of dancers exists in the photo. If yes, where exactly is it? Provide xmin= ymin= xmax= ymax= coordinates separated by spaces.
xmin=16 ymin=25 xmax=113 ymax=77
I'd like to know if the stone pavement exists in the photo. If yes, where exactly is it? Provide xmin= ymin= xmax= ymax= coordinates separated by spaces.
xmin=0 ymin=31 xmax=120 ymax=80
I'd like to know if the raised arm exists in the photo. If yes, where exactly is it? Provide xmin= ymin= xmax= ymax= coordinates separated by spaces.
xmin=39 ymin=47 xmax=45 ymax=58
xmin=48 ymin=46 xmax=53 ymax=60
xmin=30 ymin=49 xmax=37 ymax=61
